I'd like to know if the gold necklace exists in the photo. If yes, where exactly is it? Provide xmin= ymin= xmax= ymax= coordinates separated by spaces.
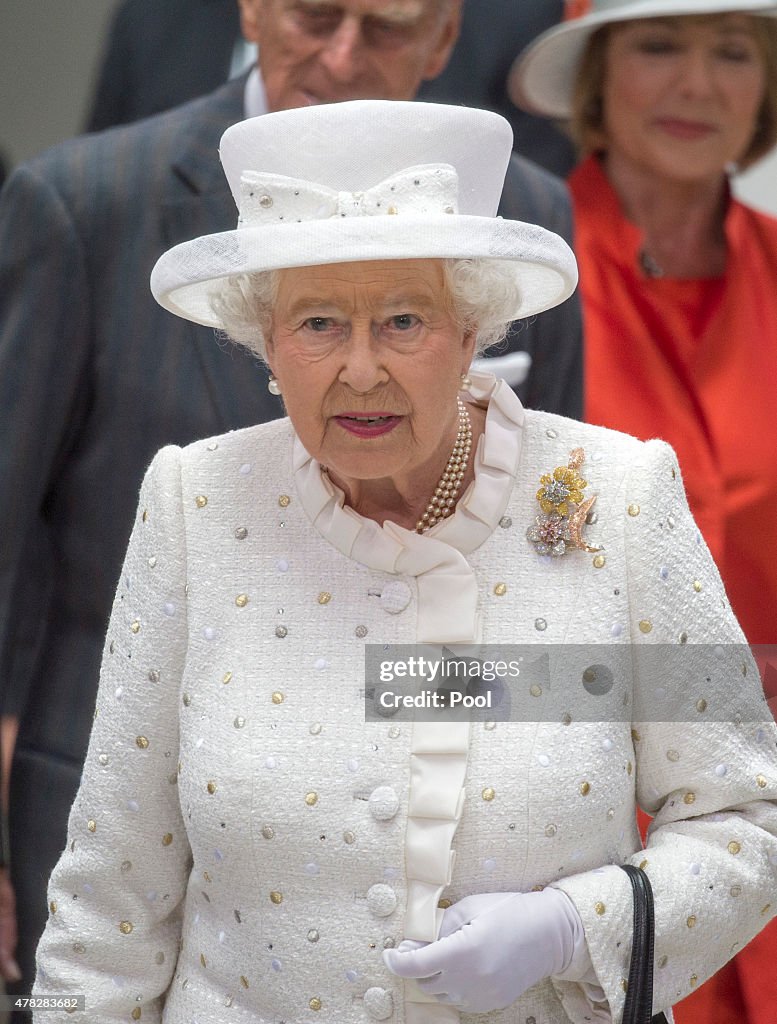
xmin=415 ymin=397 xmax=473 ymax=534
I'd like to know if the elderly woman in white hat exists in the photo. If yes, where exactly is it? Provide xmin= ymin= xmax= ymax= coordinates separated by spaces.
xmin=32 ymin=100 xmax=777 ymax=1024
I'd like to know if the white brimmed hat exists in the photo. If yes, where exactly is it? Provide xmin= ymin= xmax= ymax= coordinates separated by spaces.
xmin=509 ymin=0 xmax=777 ymax=119
xmin=150 ymin=100 xmax=578 ymax=328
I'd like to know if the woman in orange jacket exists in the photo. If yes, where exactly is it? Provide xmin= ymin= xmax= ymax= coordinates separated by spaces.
xmin=511 ymin=3 xmax=777 ymax=1022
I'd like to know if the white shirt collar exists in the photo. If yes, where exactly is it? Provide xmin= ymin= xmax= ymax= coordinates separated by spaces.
xmin=243 ymin=68 xmax=269 ymax=119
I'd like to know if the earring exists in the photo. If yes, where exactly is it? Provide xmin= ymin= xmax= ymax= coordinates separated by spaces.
xmin=460 ymin=373 xmax=472 ymax=390
xmin=268 ymin=376 xmax=282 ymax=396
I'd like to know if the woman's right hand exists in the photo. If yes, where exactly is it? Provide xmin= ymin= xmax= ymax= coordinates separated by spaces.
xmin=383 ymin=888 xmax=585 ymax=1012
xmin=0 ymin=866 xmax=22 ymax=982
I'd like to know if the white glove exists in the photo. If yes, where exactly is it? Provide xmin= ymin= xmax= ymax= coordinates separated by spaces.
xmin=382 ymin=888 xmax=585 ymax=1013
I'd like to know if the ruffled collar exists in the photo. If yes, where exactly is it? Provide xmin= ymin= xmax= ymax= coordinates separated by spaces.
xmin=292 ymin=372 xmax=524 ymax=644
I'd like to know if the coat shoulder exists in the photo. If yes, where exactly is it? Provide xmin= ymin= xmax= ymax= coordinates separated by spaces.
xmin=15 ymin=78 xmax=244 ymax=206
xmin=524 ymin=409 xmax=652 ymax=463
xmin=522 ymin=409 xmax=681 ymax=502
xmin=179 ymin=418 xmax=296 ymax=469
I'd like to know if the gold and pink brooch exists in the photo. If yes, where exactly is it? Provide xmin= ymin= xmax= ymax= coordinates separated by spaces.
xmin=526 ymin=447 xmax=601 ymax=557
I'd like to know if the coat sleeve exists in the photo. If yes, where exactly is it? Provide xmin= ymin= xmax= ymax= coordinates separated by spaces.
xmin=551 ymin=439 xmax=777 ymax=1022
xmin=32 ymin=446 xmax=191 ymax=1024
xmin=0 ymin=162 xmax=93 ymax=718
xmin=496 ymin=154 xmax=583 ymax=420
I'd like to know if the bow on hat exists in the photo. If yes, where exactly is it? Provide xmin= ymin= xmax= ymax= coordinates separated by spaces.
xmin=237 ymin=164 xmax=459 ymax=228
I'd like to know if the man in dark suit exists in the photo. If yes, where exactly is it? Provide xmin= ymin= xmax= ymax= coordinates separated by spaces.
xmin=0 ymin=0 xmax=581 ymax=1008
xmin=88 ymin=0 xmax=575 ymax=177
xmin=86 ymin=0 xmax=246 ymax=131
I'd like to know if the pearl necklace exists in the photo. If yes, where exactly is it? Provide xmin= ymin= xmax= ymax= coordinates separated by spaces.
xmin=415 ymin=397 xmax=473 ymax=534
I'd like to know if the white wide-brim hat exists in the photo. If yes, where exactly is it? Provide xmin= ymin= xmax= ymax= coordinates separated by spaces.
xmin=509 ymin=0 xmax=777 ymax=119
xmin=150 ymin=100 xmax=578 ymax=328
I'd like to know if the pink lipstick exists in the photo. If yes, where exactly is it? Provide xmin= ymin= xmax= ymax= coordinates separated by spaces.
xmin=656 ymin=118 xmax=715 ymax=140
xmin=334 ymin=413 xmax=402 ymax=438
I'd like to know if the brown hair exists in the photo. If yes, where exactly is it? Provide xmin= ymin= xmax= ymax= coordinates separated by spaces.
xmin=569 ymin=14 xmax=777 ymax=169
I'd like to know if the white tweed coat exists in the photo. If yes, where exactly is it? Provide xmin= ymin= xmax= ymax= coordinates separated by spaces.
xmin=34 ymin=376 xmax=777 ymax=1024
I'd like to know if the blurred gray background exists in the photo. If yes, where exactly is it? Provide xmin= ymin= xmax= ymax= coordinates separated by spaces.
xmin=1 ymin=1 xmax=120 ymax=169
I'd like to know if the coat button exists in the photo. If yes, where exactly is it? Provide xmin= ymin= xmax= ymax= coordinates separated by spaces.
xmin=366 ymin=883 xmax=397 ymax=918
xmin=379 ymin=581 xmax=412 ymax=614
xmin=369 ymin=787 xmax=400 ymax=821
xmin=364 ymin=987 xmax=394 ymax=1020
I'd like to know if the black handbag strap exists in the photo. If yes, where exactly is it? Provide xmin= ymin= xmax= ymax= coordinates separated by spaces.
xmin=620 ymin=864 xmax=670 ymax=1024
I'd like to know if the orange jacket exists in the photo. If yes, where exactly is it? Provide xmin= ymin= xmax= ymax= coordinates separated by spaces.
xmin=572 ymin=154 xmax=777 ymax=1024
xmin=572 ymin=155 xmax=777 ymax=647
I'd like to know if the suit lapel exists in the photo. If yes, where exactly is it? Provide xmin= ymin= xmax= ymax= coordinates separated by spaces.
xmin=159 ymin=77 xmax=273 ymax=432
xmin=161 ymin=76 xmax=244 ymax=246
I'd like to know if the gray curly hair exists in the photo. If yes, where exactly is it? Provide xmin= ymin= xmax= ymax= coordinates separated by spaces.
xmin=210 ymin=258 xmax=521 ymax=361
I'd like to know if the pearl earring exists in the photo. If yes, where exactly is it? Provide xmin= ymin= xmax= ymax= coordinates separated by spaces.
xmin=460 ymin=373 xmax=472 ymax=390
xmin=268 ymin=376 xmax=281 ymax=396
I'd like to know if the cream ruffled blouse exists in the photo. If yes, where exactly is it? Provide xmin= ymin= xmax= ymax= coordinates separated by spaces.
xmin=295 ymin=373 xmax=532 ymax=1020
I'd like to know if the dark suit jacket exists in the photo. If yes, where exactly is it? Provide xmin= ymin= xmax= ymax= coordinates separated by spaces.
xmin=0 ymin=75 xmax=580 ymax=1004
xmin=417 ymin=0 xmax=577 ymax=177
xmin=86 ymin=0 xmax=241 ymax=131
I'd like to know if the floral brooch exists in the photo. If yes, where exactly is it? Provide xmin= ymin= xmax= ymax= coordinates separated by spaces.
xmin=526 ymin=447 xmax=601 ymax=557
